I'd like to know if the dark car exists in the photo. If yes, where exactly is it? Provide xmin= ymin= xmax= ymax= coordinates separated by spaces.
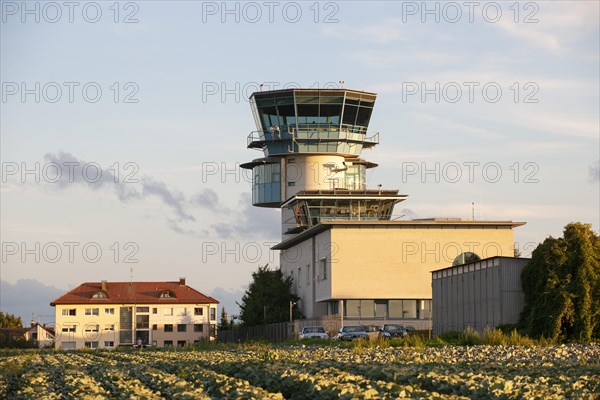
xmin=334 ymin=326 xmax=369 ymax=341
xmin=378 ymin=324 xmax=408 ymax=339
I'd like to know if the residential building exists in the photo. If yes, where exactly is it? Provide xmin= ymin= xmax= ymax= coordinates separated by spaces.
xmin=24 ymin=322 xmax=55 ymax=348
xmin=432 ymin=256 xmax=530 ymax=335
xmin=241 ymin=88 xmax=525 ymax=327
xmin=50 ymin=278 xmax=218 ymax=349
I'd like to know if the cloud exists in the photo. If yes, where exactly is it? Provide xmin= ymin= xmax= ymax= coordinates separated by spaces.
xmin=16 ymin=152 xmax=281 ymax=241
xmin=321 ymin=18 xmax=406 ymax=44
xmin=589 ymin=160 xmax=600 ymax=183
xmin=0 ymin=279 xmax=64 ymax=324
xmin=140 ymin=177 xmax=195 ymax=221
xmin=494 ymin=2 xmax=599 ymax=54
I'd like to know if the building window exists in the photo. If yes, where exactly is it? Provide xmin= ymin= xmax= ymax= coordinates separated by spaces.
xmin=287 ymin=181 xmax=295 ymax=187
xmin=136 ymin=315 xmax=149 ymax=329
xmin=164 ymin=308 xmax=173 ymax=316
xmin=177 ymin=324 xmax=186 ymax=332
xmin=160 ymin=291 xmax=175 ymax=298
xmin=62 ymin=309 xmax=76 ymax=316
xmin=176 ymin=307 xmax=187 ymax=316
xmin=164 ymin=324 xmax=173 ymax=332
xmin=152 ymin=324 xmax=157 ymax=331
xmin=344 ymin=300 xmax=360 ymax=318
xmin=210 ymin=307 xmax=216 ymax=321
xmin=84 ymin=324 xmax=99 ymax=333
xmin=105 ymin=308 xmax=115 ymax=315
xmin=419 ymin=300 xmax=432 ymax=320
xmin=320 ymin=258 xmax=327 ymax=280
xmin=194 ymin=324 xmax=203 ymax=332
xmin=84 ymin=341 xmax=99 ymax=349
xmin=152 ymin=308 xmax=157 ymax=314
xmin=375 ymin=300 xmax=388 ymax=318
xmin=177 ymin=340 xmax=186 ymax=347
xmin=85 ymin=308 xmax=99 ymax=316
xmin=92 ymin=291 xmax=107 ymax=299
xmin=164 ymin=340 xmax=173 ymax=347
xmin=104 ymin=324 xmax=115 ymax=331
xmin=388 ymin=300 xmax=418 ymax=319
xmin=194 ymin=307 xmax=203 ymax=316
xmin=136 ymin=307 xmax=149 ymax=313
xmin=104 ymin=341 xmax=114 ymax=348
xmin=62 ymin=325 xmax=76 ymax=333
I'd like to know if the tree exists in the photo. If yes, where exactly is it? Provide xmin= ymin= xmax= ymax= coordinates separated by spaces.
xmin=519 ymin=222 xmax=599 ymax=342
xmin=239 ymin=265 xmax=301 ymax=327
xmin=0 ymin=312 xmax=23 ymax=328
xmin=218 ymin=306 xmax=230 ymax=331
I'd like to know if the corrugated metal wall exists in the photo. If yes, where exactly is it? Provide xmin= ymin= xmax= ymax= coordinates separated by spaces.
xmin=432 ymin=257 xmax=529 ymax=336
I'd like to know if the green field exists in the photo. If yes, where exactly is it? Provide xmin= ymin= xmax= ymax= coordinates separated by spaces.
xmin=2 ymin=343 xmax=599 ymax=399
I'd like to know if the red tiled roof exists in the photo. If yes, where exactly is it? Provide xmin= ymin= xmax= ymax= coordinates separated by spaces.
xmin=50 ymin=281 xmax=219 ymax=306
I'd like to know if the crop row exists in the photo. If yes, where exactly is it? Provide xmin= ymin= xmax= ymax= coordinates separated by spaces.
xmin=1 ymin=344 xmax=599 ymax=399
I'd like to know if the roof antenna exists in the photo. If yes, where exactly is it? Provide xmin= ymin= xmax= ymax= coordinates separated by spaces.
xmin=339 ymin=80 xmax=345 ymax=88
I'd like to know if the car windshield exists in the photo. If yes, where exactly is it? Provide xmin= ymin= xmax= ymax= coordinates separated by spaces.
xmin=303 ymin=327 xmax=325 ymax=333
xmin=383 ymin=325 xmax=405 ymax=331
xmin=342 ymin=326 xmax=365 ymax=333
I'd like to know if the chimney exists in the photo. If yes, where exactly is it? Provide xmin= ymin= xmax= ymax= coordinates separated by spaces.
xmin=179 ymin=277 xmax=186 ymax=286
xmin=30 ymin=319 xmax=35 ymax=328
xmin=101 ymin=280 xmax=107 ymax=291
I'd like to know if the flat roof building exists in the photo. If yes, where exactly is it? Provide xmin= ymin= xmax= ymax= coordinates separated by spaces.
xmin=431 ymin=256 xmax=530 ymax=336
xmin=241 ymin=88 xmax=525 ymax=327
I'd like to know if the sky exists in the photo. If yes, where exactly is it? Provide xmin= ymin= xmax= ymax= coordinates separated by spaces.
xmin=1 ymin=0 xmax=598 ymax=324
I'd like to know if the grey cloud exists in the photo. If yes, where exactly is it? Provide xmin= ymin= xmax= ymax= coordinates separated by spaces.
xmin=0 ymin=279 xmax=64 ymax=324
xmin=141 ymin=177 xmax=195 ymax=221
xmin=40 ymin=152 xmax=279 ymax=240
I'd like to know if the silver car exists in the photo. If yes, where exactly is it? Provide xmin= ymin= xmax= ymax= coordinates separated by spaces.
xmin=299 ymin=326 xmax=329 ymax=339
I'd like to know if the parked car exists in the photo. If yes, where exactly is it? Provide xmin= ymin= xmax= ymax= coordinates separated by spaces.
xmin=334 ymin=326 xmax=369 ymax=341
xmin=299 ymin=326 xmax=328 ymax=340
xmin=364 ymin=324 xmax=381 ymax=341
xmin=378 ymin=324 xmax=409 ymax=339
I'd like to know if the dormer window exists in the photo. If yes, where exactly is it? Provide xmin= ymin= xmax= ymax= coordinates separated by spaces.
xmin=92 ymin=291 xmax=108 ymax=299
xmin=160 ymin=290 xmax=175 ymax=298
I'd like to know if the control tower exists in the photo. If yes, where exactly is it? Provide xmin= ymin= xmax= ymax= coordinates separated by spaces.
xmin=240 ymin=88 xmax=523 ymax=322
xmin=241 ymin=88 xmax=407 ymax=238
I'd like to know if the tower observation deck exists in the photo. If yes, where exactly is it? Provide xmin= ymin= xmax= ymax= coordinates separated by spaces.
xmin=240 ymin=88 xmax=406 ymax=237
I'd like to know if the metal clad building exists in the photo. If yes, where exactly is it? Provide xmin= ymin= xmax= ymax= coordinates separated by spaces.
xmin=431 ymin=256 xmax=530 ymax=336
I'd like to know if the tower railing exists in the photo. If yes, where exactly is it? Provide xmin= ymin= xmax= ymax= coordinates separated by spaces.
xmin=247 ymin=125 xmax=379 ymax=149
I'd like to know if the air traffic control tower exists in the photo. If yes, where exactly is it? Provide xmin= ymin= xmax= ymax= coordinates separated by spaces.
xmin=241 ymin=88 xmax=523 ymax=322
xmin=241 ymin=88 xmax=407 ymax=238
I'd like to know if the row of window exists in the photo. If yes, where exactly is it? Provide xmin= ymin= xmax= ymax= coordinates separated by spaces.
xmin=61 ymin=307 xmax=216 ymax=319
xmin=158 ymin=324 xmax=204 ymax=333
xmin=77 ymin=340 xmax=196 ymax=349
xmin=328 ymin=299 xmax=433 ymax=320
xmin=61 ymin=323 xmax=207 ymax=333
